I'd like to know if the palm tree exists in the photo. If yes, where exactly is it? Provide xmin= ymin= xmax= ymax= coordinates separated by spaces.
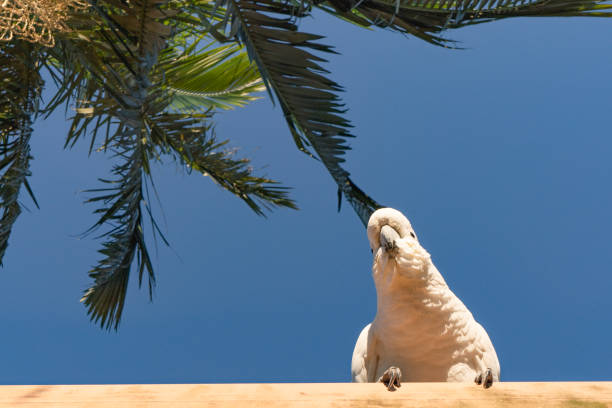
xmin=1 ymin=0 xmax=610 ymax=329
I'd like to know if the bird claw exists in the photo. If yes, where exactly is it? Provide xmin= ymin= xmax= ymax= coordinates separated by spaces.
xmin=474 ymin=368 xmax=494 ymax=389
xmin=379 ymin=366 xmax=402 ymax=391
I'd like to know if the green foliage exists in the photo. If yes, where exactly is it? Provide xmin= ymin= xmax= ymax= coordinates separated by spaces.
xmin=44 ymin=0 xmax=295 ymax=329
xmin=215 ymin=0 xmax=383 ymax=224
xmin=166 ymin=41 xmax=265 ymax=111
xmin=1 ymin=0 xmax=611 ymax=328
xmin=81 ymin=142 xmax=151 ymax=330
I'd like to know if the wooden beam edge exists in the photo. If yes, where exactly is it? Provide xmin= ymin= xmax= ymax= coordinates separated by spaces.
xmin=1 ymin=382 xmax=611 ymax=407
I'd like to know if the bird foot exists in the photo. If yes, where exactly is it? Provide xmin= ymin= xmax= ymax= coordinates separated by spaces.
xmin=474 ymin=368 xmax=494 ymax=389
xmin=378 ymin=366 xmax=402 ymax=391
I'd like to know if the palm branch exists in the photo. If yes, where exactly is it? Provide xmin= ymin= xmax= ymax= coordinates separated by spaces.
xmin=44 ymin=0 xmax=295 ymax=329
xmin=0 ymin=41 xmax=42 ymax=264
xmin=317 ymin=0 xmax=612 ymax=46
xmin=202 ymin=0 xmax=612 ymax=229
xmin=210 ymin=0 xmax=384 ymax=225
xmin=166 ymin=41 xmax=265 ymax=111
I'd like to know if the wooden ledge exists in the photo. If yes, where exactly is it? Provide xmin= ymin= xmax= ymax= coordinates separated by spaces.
xmin=1 ymin=382 xmax=611 ymax=407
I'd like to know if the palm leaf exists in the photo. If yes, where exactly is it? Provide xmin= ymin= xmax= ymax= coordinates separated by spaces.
xmin=165 ymin=41 xmax=265 ymax=111
xmin=0 ymin=41 xmax=42 ymax=265
xmin=317 ymin=0 xmax=612 ymax=46
xmin=81 ymin=142 xmax=152 ymax=330
xmin=217 ymin=0 xmax=382 ymax=225
xmin=153 ymin=112 xmax=298 ymax=213
xmin=47 ymin=0 xmax=175 ymax=329
xmin=46 ymin=0 xmax=295 ymax=328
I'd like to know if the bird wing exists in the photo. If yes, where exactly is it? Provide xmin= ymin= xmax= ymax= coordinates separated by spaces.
xmin=351 ymin=323 xmax=371 ymax=382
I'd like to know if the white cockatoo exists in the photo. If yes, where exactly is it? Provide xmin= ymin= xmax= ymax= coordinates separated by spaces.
xmin=351 ymin=208 xmax=500 ymax=391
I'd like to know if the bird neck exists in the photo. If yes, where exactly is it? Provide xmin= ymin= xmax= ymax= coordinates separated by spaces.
xmin=372 ymin=257 xmax=463 ymax=325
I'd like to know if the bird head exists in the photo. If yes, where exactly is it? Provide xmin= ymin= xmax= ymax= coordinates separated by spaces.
xmin=367 ymin=207 xmax=417 ymax=252
xmin=367 ymin=208 xmax=431 ymax=277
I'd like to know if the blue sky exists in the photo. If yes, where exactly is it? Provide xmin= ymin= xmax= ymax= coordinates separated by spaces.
xmin=1 ymin=13 xmax=611 ymax=384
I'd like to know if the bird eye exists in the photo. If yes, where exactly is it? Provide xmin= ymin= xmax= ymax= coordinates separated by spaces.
xmin=370 ymin=249 xmax=373 ymax=254
xmin=410 ymin=232 xmax=416 ymax=238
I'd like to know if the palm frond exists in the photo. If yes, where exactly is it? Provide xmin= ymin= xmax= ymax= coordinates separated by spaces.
xmin=218 ymin=0 xmax=382 ymax=225
xmin=81 ymin=142 xmax=152 ymax=330
xmin=0 ymin=41 xmax=42 ymax=265
xmin=45 ymin=0 xmax=296 ymax=328
xmin=317 ymin=0 xmax=612 ymax=46
xmin=50 ymin=0 xmax=172 ymax=329
xmin=165 ymin=42 xmax=265 ymax=111
xmin=153 ymin=112 xmax=297 ymax=213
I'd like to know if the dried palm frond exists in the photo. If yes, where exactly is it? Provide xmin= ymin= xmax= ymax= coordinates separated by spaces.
xmin=0 ymin=0 xmax=88 ymax=47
